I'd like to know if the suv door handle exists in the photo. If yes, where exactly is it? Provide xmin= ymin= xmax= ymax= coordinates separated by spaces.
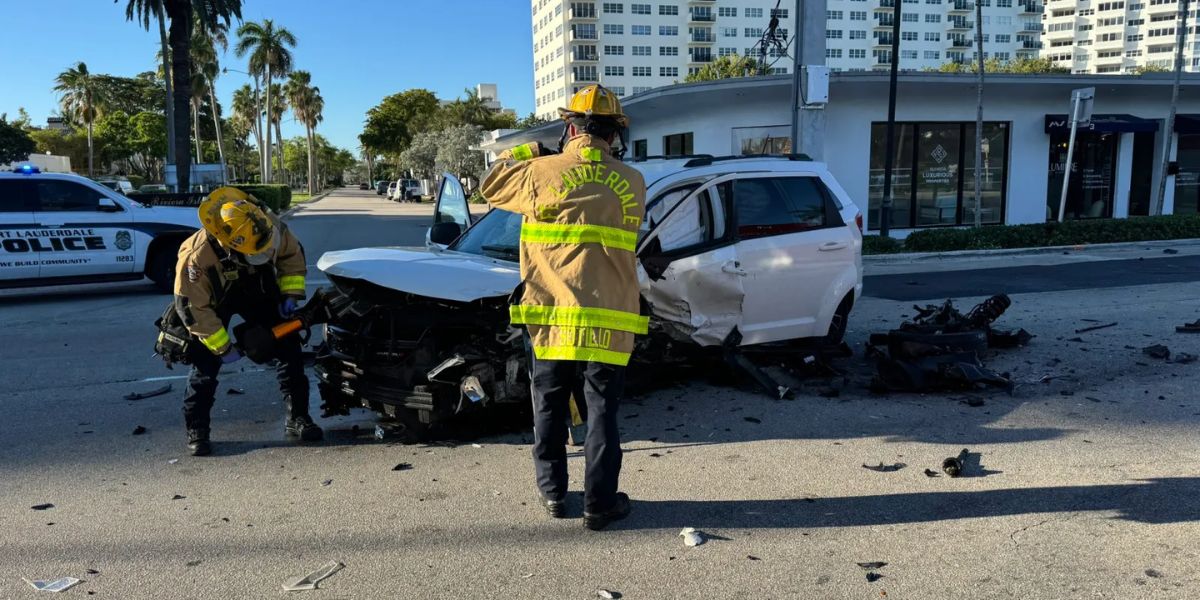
xmin=819 ymin=242 xmax=849 ymax=252
xmin=722 ymin=261 xmax=747 ymax=276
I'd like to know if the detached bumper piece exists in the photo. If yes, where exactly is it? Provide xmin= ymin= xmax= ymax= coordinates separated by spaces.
xmin=868 ymin=295 xmax=1032 ymax=394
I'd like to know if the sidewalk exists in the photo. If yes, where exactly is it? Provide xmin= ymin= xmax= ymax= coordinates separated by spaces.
xmin=865 ymin=238 xmax=1200 ymax=276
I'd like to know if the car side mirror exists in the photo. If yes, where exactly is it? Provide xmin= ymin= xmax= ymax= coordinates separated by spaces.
xmin=429 ymin=222 xmax=463 ymax=246
xmin=98 ymin=198 xmax=122 ymax=213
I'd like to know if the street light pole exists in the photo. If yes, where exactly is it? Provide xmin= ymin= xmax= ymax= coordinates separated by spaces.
xmin=880 ymin=0 xmax=902 ymax=237
xmin=1154 ymin=0 xmax=1190 ymax=215
xmin=973 ymin=0 xmax=985 ymax=227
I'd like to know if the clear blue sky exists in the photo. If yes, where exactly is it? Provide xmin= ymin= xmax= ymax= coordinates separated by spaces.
xmin=0 ymin=0 xmax=535 ymax=152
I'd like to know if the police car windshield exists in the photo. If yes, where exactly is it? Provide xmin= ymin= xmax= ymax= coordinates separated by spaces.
xmin=449 ymin=208 xmax=521 ymax=261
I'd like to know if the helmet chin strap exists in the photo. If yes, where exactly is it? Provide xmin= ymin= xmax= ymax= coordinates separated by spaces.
xmin=557 ymin=122 xmax=570 ymax=154
xmin=559 ymin=120 xmax=628 ymax=159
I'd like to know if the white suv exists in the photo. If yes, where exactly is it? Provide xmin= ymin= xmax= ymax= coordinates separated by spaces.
xmin=0 ymin=168 xmax=200 ymax=292
xmin=313 ymin=155 xmax=863 ymax=435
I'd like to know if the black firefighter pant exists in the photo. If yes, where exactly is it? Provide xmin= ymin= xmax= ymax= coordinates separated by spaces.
xmin=182 ymin=291 xmax=309 ymax=433
xmin=530 ymin=355 xmax=626 ymax=514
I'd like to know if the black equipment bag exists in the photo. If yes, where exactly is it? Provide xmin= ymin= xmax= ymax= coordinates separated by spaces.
xmin=154 ymin=302 xmax=193 ymax=366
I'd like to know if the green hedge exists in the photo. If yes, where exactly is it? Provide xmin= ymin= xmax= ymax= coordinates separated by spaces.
xmin=864 ymin=214 xmax=1200 ymax=254
xmin=233 ymin=184 xmax=292 ymax=213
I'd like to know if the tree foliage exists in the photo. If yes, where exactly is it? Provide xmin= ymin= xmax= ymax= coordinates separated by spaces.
xmin=515 ymin=112 xmax=552 ymax=130
xmin=361 ymin=89 xmax=441 ymax=157
xmin=0 ymin=116 xmax=36 ymax=165
xmin=929 ymin=56 xmax=1069 ymax=74
xmin=1134 ymin=64 xmax=1170 ymax=74
xmin=684 ymin=54 xmax=766 ymax=83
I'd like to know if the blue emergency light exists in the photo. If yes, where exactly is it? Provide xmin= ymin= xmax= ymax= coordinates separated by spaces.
xmin=14 ymin=164 xmax=40 ymax=175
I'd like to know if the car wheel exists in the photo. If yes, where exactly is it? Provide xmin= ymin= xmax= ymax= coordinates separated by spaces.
xmin=147 ymin=246 xmax=179 ymax=294
xmin=823 ymin=294 xmax=854 ymax=347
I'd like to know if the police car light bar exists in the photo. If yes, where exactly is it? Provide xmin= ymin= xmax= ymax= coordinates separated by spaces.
xmin=14 ymin=165 xmax=40 ymax=175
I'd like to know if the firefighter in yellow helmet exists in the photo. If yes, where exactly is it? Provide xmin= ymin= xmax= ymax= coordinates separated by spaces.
xmin=480 ymin=84 xmax=646 ymax=530
xmin=172 ymin=187 xmax=320 ymax=456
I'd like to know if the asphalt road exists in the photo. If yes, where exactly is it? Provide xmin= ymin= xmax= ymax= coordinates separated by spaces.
xmin=3 ymin=188 xmax=1200 ymax=599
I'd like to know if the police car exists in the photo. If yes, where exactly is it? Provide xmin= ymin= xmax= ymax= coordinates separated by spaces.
xmin=0 ymin=166 xmax=200 ymax=292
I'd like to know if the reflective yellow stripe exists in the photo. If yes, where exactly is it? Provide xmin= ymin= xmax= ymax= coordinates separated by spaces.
xmin=200 ymin=327 xmax=231 ymax=353
xmin=278 ymin=275 xmax=306 ymax=293
xmin=510 ymin=305 xmax=649 ymax=334
xmin=511 ymin=143 xmax=535 ymax=161
xmin=521 ymin=222 xmax=637 ymax=252
xmin=534 ymin=345 xmax=632 ymax=366
xmin=580 ymin=147 xmax=603 ymax=162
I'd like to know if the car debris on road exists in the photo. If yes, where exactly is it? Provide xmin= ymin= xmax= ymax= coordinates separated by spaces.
xmin=123 ymin=383 xmax=173 ymax=401
xmin=281 ymin=560 xmax=344 ymax=592
xmin=942 ymin=449 xmax=971 ymax=477
xmin=23 ymin=577 xmax=81 ymax=592
xmin=863 ymin=462 xmax=906 ymax=473
xmin=867 ymin=295 xmax=1029 ymax=394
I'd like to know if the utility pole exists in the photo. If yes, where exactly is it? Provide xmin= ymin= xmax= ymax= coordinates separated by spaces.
xmin=973 ymin=0 xmax=985 ymax=227
xmin=791 ymin=0 xmax=828 ymax=159
xmin=1154 ymin=0 xmax=1189 ymax=215
xmin=880 ymin=0 xmax=902 ymax=237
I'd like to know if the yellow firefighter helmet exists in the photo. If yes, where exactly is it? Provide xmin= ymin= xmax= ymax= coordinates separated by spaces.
xmin=198 ymin=187 xmax=277 ymax=265
xmin=559 ymin=84 xmax=629 ymax=127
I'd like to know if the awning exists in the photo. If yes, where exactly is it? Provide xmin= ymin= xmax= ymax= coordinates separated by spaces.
xmin=1174 ymin=115 xmax=1200 ymax=133
xmin=1044 ymin=114 xmax=1159 ymax=134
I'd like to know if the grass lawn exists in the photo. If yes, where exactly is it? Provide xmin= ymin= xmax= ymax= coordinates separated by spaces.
xmin=290 ymin=192 xmax=313 ymax=204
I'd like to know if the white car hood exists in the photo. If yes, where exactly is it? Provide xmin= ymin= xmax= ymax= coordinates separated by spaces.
xmin=317 ymin=247 xmax=520 ymax=303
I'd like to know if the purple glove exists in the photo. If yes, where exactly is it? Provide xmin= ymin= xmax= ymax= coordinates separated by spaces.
xmin=279 ymin=297 xmax=300 ymax=318
xmin=221 ymin=349 xmax=243 ymax=364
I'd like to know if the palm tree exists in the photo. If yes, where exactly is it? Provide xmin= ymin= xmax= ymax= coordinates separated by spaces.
xmin=234 ymin=19 xmax=296 ymax=184
xmin=123 ymin=0 xmax=242 ymax=191
xmin=266 ymin=83 xmax=288 ymax=184
xmin=123 ymin=0 xmax=175 ymax=164
xmin=231 ymin=83 xmax=262 ymax=179
xmin=188 ymin=29 xmax=216 ymax=162
xmin=196 ymin=19 xmax=229 ymax=170
xmin=54 ymin=62 xmax=102 ymax=176
xmin=286 ymin=71 xmax=324 ymax=194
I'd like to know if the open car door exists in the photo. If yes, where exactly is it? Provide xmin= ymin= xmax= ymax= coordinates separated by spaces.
xmin=427 ymin=172 xmax=471 ymax=249
xmin=637 ymin=177 xmax=745 ymax=347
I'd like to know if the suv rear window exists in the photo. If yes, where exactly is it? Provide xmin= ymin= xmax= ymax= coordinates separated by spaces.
xmin=734 ymin=176 xmax=840 ymax=239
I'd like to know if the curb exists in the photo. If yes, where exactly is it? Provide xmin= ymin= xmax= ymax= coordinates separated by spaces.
xmin=863 ymin=238 xmax=1200 ymax=265
xmin=281 ymin=191 xmax=332 ymax=219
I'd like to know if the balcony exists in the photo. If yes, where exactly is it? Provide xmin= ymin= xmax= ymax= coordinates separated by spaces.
xmin=948 ymin=17 xmax=974 ymax=30
xmin=1022 ymin=40 xmax=1044 ymax=49
xmin=951 ymin=38 xmax=973 ymax=47
xmin=949 ymin=1 xmax=974 ymax=12
xmin=874 ymin=16 xmax=895 ymax=29
xmin=570 ymin=29 xmax=597 ymax=41
xmin=689 ymin=52 xmax=715 ymax=63
xmin=875 ymin=1 xmax=894 ymax=12
xmin=1021 ymin=22 xmax=1044 ymax=32
xmin=874 ymin=34 xmax=894 ymax=46
xmin=1019 ymin=1 xmax=1044 ymax=13
xmin=1147 ymin=1 xmax=1177 ymax=14
xmin=568 ymin=6 xmax=596 ymax=20
xmin=573 ymin=51 xmax=599 ymax=61
xmin=690 ymin=12 xmax=715 ymax=22
xmin=1016 ymin=46 xmax=1039 ymax=55
xmin=690 ymin=31 xmax=716 ymax=43
xmin=571 ymin=72 xmax=598 ymax=83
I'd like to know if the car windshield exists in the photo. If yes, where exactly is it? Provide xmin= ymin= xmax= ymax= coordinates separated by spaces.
xmin=448 ymin=208 xmax=522 ymax=262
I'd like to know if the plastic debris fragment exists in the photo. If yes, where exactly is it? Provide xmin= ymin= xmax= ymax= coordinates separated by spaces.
xmin=281 ymin=561 xmax=344 ymax=592
xmin=680 ymin=527 xmax=705 ymax=546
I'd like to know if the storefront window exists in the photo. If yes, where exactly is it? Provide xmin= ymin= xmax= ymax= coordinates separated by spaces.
xmin=916 ymin=124 xmax=962 ymax=226
xmin=1174 ymin=134 xmax=1200 ymax=215
xmin=869 ymin=121 xmax=1007 ymax=230
xmin=1046 ymin=132 xmax=1117 ymax=221
xmin=732 ymin=125 xmax=793 ymax=156
xmin=963 ymin=123 xmax=1007 ymax=225
xmin=868 ymin=123 xmax=914 ymax=230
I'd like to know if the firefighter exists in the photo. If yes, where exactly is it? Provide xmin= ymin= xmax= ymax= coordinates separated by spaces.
xmin=173 ymin=187 xmax=322 ymax=456
xmin=480 ymin=84 xmax=647 ymax=531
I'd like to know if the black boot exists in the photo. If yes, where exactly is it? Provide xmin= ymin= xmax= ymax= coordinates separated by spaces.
xmin=187 ymin=429 xmax=212 ymax=457
xmin=283 ymin=394 xmax=323 ymax=442
xmin=584 ymin=492 xmax=631 ymax=531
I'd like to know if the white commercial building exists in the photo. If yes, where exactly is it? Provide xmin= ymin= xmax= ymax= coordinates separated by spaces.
xmin=1041 ymin=0 xmax=1199 ymax=74
xmin=485 ymin=72 xmax=1200 ymax=236
xmin=531 ymin=0 xmax=1035 ymax=120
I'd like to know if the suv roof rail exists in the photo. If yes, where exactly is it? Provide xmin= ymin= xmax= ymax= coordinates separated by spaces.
xmin=627 ymin=154 xmax=715 ymax=163
xmin=682 ymin=153 xmax=814 ymax=168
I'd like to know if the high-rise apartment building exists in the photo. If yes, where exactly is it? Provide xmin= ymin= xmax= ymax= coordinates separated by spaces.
xmin=531 ymin=0 xmax=1034 ymax=120
xmin=1040 ymin=0 xmax=1196 ymax=74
